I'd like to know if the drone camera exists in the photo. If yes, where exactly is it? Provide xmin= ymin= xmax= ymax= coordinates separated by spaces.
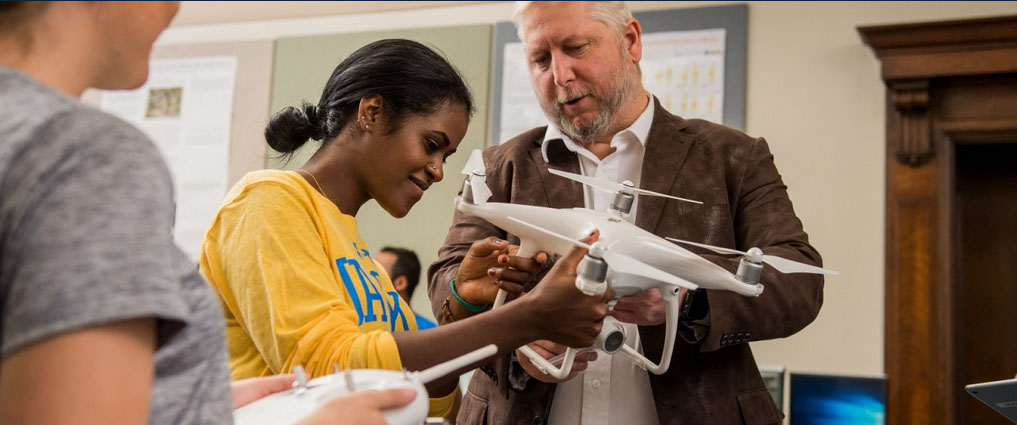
xmin=596 ymin=317 xmax=627 ymax=354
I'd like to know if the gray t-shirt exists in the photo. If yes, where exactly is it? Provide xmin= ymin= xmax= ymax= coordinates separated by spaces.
xmin=0 ymin=67 xmax=233 ymax=424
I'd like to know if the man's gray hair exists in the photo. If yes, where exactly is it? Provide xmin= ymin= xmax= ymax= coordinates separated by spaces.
xmin=512 ymin=1 xmax=633 ymax=42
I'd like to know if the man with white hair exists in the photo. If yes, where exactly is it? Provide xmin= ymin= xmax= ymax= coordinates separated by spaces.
xmin=429 ymin=2 xmax=826 ymax=424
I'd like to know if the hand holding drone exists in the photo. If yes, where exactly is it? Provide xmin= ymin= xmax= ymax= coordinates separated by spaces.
xmin=233 ymin=345 xmax=498 ymax=425
xmin=455 ymin=149 xmax=838 ymax=379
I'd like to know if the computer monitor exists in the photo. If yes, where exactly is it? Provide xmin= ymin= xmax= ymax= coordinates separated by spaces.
xmin=759 ymin=365 xmax=786 ymax=411
xmin=790 ymin=373 xmax=886 ymax=425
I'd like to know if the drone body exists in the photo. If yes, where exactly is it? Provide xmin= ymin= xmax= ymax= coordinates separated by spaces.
xmin=233 ymin=369 xmax=427 ymax=425
xmin=455 ymin=150 xmax=836 ymax=379
xmin=233 ymin=345 xmax=498 ymax=425
xmin=458 ymin=199 xmax=765 ymax=298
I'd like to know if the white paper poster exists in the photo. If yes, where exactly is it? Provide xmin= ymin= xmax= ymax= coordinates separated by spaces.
xmin=101 ymin=56 xmax=238 ymax=261
xmin=641 ymin=29 xmax=725 ymax=124
xmin=497 ymin=28 xmax=726 ymax=144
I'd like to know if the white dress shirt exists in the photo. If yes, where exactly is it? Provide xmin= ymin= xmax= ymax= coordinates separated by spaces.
xmin=543 ymin=96 xmax=660 ymax=425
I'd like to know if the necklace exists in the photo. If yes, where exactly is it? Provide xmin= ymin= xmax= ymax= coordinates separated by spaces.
xmin=296 ymin=168 xmax=329 ymax=201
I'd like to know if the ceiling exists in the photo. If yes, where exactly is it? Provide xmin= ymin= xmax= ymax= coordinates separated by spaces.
xmin=172 ymin=1 xmax=494 ymax=27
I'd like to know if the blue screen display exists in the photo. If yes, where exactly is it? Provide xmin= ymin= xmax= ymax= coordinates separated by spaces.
xmin=790 ymin=373 xmax=886 ymax=425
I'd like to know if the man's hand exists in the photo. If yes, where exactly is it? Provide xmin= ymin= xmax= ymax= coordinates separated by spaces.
xmin=610 ymin=288 xmax=688 ymax=326
xmin=516 ymin=340 xmax=598 ymax=383
xmin=455 ymin=237 xmax=547 ymax=305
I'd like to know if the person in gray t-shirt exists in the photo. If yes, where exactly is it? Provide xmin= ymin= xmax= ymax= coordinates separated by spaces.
xmin=0 ymin=3 xmax=415 ymax=425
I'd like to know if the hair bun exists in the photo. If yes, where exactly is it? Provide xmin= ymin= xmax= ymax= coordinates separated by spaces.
xmin=264 ymin=103 xmax=324 ymax=153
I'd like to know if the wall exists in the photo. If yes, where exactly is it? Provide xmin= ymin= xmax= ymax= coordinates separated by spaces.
xmin=156 ymin=1 xmax=1017 ymax=378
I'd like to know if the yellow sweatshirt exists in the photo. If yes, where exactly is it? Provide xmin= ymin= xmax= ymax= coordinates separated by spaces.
xmin=201 ymin=170 xmax=453 ymax=415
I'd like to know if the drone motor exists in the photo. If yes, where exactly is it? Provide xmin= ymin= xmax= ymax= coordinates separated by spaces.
xmin=608 ymin=183 xmax=635 ymax=218
xmin=735 ymin=247 xmax=765 ymax=285
xmin=576 ymin=242 xmax=609 ymax=296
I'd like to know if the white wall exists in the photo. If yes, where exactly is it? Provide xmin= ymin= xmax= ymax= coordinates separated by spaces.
xmin=160 ymin=1 xmax=1017 ymax=378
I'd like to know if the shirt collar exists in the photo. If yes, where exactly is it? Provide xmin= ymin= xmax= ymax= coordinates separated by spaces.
xmin=541 ymin=94 xmax=655 ymax=162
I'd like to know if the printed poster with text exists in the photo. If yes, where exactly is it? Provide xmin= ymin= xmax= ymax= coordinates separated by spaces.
xmin=101 ymin=56 xmax=238 ymax=261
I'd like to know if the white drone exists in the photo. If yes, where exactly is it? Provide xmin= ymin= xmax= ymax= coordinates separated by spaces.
xmin=456 ymin=150 xmax=837 ymax=379
xmin=234 ymin=344 xmax=497 ymax=425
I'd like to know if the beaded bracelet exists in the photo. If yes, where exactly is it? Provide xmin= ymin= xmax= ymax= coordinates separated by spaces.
xmin=449 ymin=278 xmax=488 ymax=312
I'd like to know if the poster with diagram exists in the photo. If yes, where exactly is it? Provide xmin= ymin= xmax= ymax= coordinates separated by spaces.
xmin=100 ymin=56 xmax=238 ymax=261
xmin=640 ymin=28 xmax=725 ymax=124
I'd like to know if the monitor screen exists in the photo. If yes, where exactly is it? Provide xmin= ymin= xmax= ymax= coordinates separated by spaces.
xmin=790 ymin=373 xmax=886 ymax=425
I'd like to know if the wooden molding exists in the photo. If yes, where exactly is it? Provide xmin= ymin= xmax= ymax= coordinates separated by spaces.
xmin=861 ymin=14 xmax=1017 ymax=425
xmin=859 ymin=15 xmax=1017 ymax=80
xmin=889 ymin=80 xmax=931 ymax=166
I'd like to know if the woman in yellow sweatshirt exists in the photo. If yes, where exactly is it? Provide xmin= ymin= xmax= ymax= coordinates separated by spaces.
xmin=200 ymin=39 xmax=612 ymax=419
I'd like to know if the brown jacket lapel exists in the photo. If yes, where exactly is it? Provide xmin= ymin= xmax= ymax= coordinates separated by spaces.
xmin=530 ymin=134 xmax=584 ymax=209
xmin=635 ymin=98 xmax=696 ymax=231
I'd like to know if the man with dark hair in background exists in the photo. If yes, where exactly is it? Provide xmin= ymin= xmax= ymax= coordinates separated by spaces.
xmin=377 ymin=247 xmax=438 ymax=330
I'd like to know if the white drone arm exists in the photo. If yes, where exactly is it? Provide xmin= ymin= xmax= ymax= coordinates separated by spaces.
xmin=517 ymin=344 xmax=578 ymax=380
xmin=415 ymin=344 xmax=497 ymax=384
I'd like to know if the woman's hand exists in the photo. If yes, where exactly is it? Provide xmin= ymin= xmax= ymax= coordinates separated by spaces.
xmin=523 ymin=230 xmax=614 ymax=348
xmin=231 ymin=374 xmax=296 ymax=409
xmin=296 ymin=388 xmax=417 ymax=425
xmin=454 ymin=237 xmax=547 ymax=306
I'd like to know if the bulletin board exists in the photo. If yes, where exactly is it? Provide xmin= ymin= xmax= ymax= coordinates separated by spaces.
xmin=82 ymin=40 xmax=275 ymax=261
xmin=269 ymin=25 xmax=492 ymax=318
xmin=489 ymin=3 xmax=748 ymax=145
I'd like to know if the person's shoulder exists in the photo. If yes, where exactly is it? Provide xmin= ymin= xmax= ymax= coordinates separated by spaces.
xmin=484 ymin=126 xmax=547 ymax=164
xmin=1 ymin=75 xmax=155 ymax=164
xmin=220 ymin=169 xmax=309 ymax=208
xmin=68 ymin=105 xmax=154 ymax=149
xmin=241 ymin=169 xmax=302 ymax=187
xmin=658 ymin=110 xmax=758 ymax=148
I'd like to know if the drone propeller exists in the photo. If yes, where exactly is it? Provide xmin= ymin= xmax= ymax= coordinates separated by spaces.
xmin=506 ymin=217 xmax=698 ymax=290
xmin=548 ymin=169 xmax=702 ymax=205
xmin=665 ymin=237 xmax=839 ymax=275
xmin=460 ymin=150 xmax=491 ymax=204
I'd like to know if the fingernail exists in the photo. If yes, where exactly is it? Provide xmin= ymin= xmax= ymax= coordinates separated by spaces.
xmin=498 ymin=255 xmax=509 ymax=264
xmin=488 ymin=268 xmax=497 ymax=276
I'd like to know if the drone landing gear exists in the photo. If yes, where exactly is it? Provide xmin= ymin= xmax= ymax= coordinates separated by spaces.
xmin=519 ymin=245 xmax=683 ymax=378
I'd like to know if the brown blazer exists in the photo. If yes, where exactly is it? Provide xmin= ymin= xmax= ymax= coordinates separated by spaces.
xmin=428 ymin=99 xmax=824 ymax=425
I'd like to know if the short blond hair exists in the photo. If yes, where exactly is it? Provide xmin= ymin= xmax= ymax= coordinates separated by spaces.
xmin=512 ymin=1 xmax=633 ymax=42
